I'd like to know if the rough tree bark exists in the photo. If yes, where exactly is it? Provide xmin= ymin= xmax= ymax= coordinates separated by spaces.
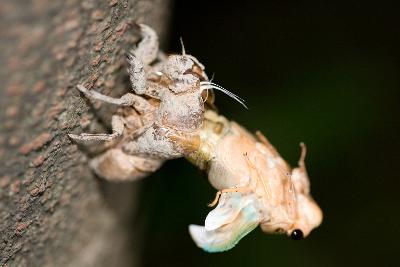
xmin=0 ymin=0 xmax=170 ymax=266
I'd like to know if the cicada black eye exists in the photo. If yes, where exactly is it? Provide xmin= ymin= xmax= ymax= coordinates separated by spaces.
xmin=291 ymin=229 xmax=304 ymax=240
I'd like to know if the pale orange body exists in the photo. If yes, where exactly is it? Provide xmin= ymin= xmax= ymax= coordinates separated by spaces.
xmin=188 ymin=111 xmax=323 ymax=252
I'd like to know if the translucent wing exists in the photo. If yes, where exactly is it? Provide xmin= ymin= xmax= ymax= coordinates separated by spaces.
xmin=189 ymin=194 xmax=260 ymax=252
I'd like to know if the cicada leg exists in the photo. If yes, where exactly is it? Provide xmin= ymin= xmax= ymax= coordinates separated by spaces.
xmin=208 ymin=186 xmax=253 ymax=207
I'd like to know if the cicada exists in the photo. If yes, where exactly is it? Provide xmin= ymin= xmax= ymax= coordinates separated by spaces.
xmin=69 ymin=24 xmax=322 ymax=252
xmin=188 ymin=111 xmax=323 ymax=252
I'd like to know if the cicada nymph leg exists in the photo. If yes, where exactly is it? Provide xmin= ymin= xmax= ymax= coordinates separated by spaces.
xmin=127 ymin=24 xmax=163 ymax=96
xmin=75 ymin=85 xmax=154 ymax=113
xmin=68 ymin=115 xmax=125 ymax=142
xmin=130 ymin=23 xmax=159 ymax=66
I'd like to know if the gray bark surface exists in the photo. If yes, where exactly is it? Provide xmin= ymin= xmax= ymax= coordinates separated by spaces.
xmin=0 ymin=0 xmax=170 ymax=266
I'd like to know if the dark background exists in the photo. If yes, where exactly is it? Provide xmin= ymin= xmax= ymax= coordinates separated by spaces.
xmin=138 ymin=1 xmax=399 ymax=266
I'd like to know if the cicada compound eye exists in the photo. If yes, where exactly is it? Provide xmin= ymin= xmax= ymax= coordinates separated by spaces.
xmin=290 ymin=229 xmax=304 ymax=240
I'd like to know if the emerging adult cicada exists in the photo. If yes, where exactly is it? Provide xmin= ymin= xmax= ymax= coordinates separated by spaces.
xmin=188 ymin=111 xmax=323 ymax=252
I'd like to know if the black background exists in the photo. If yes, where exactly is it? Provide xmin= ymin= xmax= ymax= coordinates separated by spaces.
xmin=137 ymin=1 xmax=400 ymax=266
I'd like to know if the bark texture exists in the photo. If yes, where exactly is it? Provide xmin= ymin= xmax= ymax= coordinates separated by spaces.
xmin=0 ymin=0 xmax=170 ymax=266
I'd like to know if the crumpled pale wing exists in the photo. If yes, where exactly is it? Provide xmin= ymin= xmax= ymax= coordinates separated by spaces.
xmin=205 ymin=193 xmax=252 ymax=231
xmin=189 ymin=200 xmax=260 ymax=252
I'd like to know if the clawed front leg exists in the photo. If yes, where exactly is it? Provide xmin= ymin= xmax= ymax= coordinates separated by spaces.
xmin=132 ymin=24 xmax=159 ymax=65
xmin=126 ymin=53 xmax=147 ymax=95
xmin=69 ymin=115 xmax=124 ymax=142
xmin=127 ymin=24 xmax=163 ymax=95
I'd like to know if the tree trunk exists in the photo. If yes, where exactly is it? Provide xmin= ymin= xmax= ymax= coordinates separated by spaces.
xmin=0 ymin=0 xmax=170 ymax=266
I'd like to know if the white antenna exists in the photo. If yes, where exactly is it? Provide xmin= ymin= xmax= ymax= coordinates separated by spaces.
xmin=180 ymin=37 xmax=186 ymax=55
xmin=200 ymin=81 xmax=248 ymax=109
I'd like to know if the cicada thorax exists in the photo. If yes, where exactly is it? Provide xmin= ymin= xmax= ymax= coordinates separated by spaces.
xmin=150 ymin=83 xmax=205 ymax=156
xmin=158 ymin=89 xmax=204 ymax=132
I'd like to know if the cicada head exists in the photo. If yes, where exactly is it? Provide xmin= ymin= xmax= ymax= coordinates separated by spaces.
xmin=259 ymin=143 xmax=323 ymax=240
xmin=286 ymin=162 xmax=323 ymax=240
xmin=162 ymin=54 xmax=208 ymax=94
